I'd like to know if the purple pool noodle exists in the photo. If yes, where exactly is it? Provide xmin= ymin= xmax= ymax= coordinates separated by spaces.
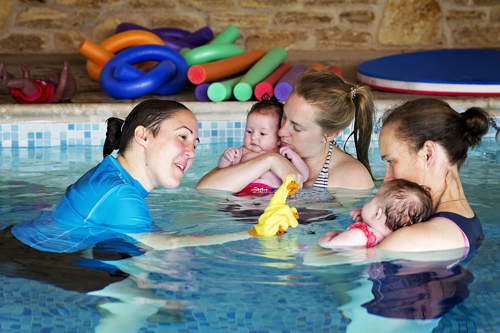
xmin=274 ymin=64 xmax=308 ymax=101
xmin=180 ymin=27 xmax=214 ymax=47
xmin=158 ymin=35 xmax=194 ymax=51
xmin=152 ymin=27 xmax=191 ymax=39
xmin=115 ymin=22 xmax=149 ymax=34
xmin=195 ymin=83 xmax=211 ymax=102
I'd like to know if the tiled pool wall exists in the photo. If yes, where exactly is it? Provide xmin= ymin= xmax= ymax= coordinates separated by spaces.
xmin=1 ymin=116 xmax=499 ymax=149
xmin=0 ymin=121 xmax=359 ymax=149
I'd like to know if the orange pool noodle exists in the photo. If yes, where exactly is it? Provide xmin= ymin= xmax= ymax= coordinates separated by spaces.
xmin=327 ymin=65 xmax=343 ymax=79
xmin=77 ymin=39 xmax=114 ymax=66
xmin=78 ymin=30 xmax=164 ymax=81
xmin=310 ymin=63 xmax=325 ymax=69
xmin=188 ymin=49 xmax=266 ymax=84
xmin=253 ymin=63 xmax=291 ymax=100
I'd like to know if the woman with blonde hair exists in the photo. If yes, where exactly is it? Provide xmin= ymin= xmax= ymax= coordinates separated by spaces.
xmin=196 ymin=69 xmax=376 ymax=191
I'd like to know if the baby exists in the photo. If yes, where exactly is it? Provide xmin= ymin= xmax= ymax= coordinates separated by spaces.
xmin=218 ymin=96 xmax=309 ymax=196
xmin=0 ymin=60 xmax=77 ymax=104
xmin=319 ymin=179 xmax=433 ymax=249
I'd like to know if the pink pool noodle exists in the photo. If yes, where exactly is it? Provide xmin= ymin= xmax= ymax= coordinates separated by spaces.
xmin=254 ymin=63 xmax=291 ymax=100
xmin=274 ymin=64 xmax=308 ymax=102
xmin=327 ymin=65 xmax=343 ymax=79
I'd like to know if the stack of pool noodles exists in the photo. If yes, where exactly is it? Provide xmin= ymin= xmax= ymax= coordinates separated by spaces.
xmin=77 ymin=24 xmax=213 ymax=98
xmin=77 ymin=23 xmax=345 ymax=100
xmin=190 ymin=54 xmax=345 ymax=102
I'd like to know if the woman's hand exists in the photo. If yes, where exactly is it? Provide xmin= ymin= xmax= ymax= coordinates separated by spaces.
xmin=350 ymin=208 xmax=363 ymax=222
xmin=268 ymin=153 xmax=304 ymax=188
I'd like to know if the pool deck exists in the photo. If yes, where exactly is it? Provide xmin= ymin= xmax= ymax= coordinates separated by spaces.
xmin=1 ymin=51 xmax=500 ymax=124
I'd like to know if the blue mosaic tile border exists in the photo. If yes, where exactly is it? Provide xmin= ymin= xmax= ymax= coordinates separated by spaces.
xmin=0 ymin=121 xmax=248 ymax=148
xmin=1 ymin=117 xmax=499 ymax=148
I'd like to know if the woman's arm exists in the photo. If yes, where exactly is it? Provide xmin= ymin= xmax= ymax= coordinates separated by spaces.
xmin=130 ymin=230 xmax=253 ymax=251
xmin=376 ymin=218 xmax=466 ymax=252
xmin=196 ymin=153 xmax=303 ymax=192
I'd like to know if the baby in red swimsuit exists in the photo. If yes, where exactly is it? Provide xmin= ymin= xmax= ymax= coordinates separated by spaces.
xmin=319 ymin=179 xmax=433 ymax=249
xmin=218 ymin=96 xmax=309 ymax=196
xmin=0 ymin=60 xmax=77 ymax=103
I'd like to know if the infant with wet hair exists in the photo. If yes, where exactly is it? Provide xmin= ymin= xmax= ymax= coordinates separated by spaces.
xmin=319 ymin=179 xmax=433 ymax=249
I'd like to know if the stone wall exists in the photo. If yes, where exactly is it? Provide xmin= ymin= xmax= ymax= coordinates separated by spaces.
xmin=0 ymin=0 xmax=499 ymax=54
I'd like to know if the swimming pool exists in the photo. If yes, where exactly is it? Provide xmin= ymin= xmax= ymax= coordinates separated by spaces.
xmin=0 ymin=139 xmax=500 ymax=332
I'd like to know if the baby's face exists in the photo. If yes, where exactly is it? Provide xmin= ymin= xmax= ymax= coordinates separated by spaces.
xmin=244 ymin=112 xmax=280 ymax=153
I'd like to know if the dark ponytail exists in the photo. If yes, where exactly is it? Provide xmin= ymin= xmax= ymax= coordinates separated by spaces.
xmin=103 ymin=117 xmax=125 ymax=158
xmin=461 ymin=107 xmax=490 ymax=149
xmin=382 ymin=98 xmax=491 ymax=169
xmin=102 ymin=99 xmax=191 ymax=159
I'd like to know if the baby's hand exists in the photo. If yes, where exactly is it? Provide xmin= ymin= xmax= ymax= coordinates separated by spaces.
xmin=350 ymin=208 xmax=363 ymax=222
xmin=20 ymin=62 xmax=32 ymax=73
xmin=223 ymin=147 xmax=239 ymax=163
xmin=279 ymin=146 xmax=299 ymax=161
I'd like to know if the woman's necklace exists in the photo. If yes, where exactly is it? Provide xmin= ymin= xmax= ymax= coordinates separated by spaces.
xmin=436 ymin=198 xmax=466 ymax=207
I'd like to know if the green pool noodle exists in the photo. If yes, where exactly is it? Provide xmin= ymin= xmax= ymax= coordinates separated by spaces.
xmin=207 ymin=75 xmax=243 ymax=102
xmin=210 ymin=25 xmax=239 ymax=44
xmin=184 ymin=43 xmax=245 ymax=67
xmin=233 ymin=46 xmax=287 ymax=101
xmin=180 ymin=47 xmax=190 ymax=56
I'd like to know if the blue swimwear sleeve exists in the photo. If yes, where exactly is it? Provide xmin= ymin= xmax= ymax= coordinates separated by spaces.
xmin=89 ymin=184 xmax=154 ymax=234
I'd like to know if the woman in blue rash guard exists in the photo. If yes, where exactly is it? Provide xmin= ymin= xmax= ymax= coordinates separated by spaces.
xmin=0 ymin=99 xmax=205 ymax=292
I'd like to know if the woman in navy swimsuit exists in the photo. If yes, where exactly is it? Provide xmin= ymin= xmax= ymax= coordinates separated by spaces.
xmin=321 ymin=98 xmax=490 ymax=252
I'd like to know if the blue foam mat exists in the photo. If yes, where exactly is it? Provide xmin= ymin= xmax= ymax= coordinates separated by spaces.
xmin=358 ymin=49 xmax=500 ymax=84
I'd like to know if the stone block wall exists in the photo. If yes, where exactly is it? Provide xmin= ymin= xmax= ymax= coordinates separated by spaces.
xmin=0 ymin=0 xmax=499 ymax=54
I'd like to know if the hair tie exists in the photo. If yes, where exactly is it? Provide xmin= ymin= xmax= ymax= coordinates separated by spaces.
xmin=120 ymin=120 xmax=125 ymax=133
xmin=351 ymin=84 xmax=357 ymax=100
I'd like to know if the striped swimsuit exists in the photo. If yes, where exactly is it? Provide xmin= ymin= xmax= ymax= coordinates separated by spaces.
xmin=313 ymin=141 xmax=340 ymax=188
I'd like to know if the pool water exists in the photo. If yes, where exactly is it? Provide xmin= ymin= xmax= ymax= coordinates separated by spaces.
xmin=0 ymin=141 xmax=499 ymax=332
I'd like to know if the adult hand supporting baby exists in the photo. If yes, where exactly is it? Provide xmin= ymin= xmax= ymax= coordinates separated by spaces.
xmin=248 ymin=174 xmax=299 ymax=237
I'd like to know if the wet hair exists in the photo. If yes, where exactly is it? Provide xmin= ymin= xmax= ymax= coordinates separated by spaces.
xmin=293 ymin=69 xmax=375 ymax=178
xmin=381 ymin=179 xmax=433 ymax=231
xmin=381 ymin=98 xmax=491 ymax=169
xmin=247 ymin=94 xmax=283 ymax=124
xmin=103 ymin=99 xmax=191 ymax=158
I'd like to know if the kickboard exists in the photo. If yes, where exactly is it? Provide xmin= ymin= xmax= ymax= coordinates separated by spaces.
xmin=357 ymin=49 xmax=500 ymax=96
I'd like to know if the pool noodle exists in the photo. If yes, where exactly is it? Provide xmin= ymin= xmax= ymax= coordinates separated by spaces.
xmin=195 ymin=74 xmax=241 ymax=101
xmin=152 ymin=27 xmax=191 ymax=39
xmin=78 ymin=30 xmax=164 ymax=81
xmin=180 ymin=26 xmax=213 ymax=47
xmin=274 ymin=64 xmax=307 ymax=102
xmin=113 ymin=62 xmax=146 ymax=80
xmin=188 ymin=49 xmax=266 ymax=84
xmin=183 ymin=43 xmax=245 ymax=67
xmin=208 ymin=75 xmax=244 ymax=102
xmin=254 ymin=63 xmax=291 ymax=100
xmin=115 ymin=23 xmax=191 ymax=40
xmin=195 ymin=83 xmax=211 ymax=102
xmin=157 ymin=35 xmax=194 ymax=51
xmin=233 ymin=46 xmax=287 ymax=102
xmin=310 ymin=62 xmax=325 ymax=69
xmin=210 ymin=25 xmax=239 ymax=44
xmin=327 ymin=65 xmax=343 ymax=79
